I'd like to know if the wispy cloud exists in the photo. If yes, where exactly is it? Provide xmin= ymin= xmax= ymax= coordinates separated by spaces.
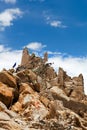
xmin=44 ymin=12 xmax=67 ymax=28
xmin=0 ymin=45 xmax=11 ymax=52
xmin=47 ymin=51 xmax=62 ymax=55
xmin=0 ymin=8 xmax=23 ymax=31
xmin=0 ymin=0 xmax=16 ymax=4
xmin=49 ymin=20 xmax=67 ymax=28
xmin=26 ymin=42 xmax=46 ymax=51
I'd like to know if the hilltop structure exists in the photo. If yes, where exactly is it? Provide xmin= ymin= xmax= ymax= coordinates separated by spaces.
xmin=21 ymin=47 xmax=48 ymax=69
xmin=0 ymin=48 xmax=86 ymax=129
xmin=21 ymin=47 xmax=30 ymax=66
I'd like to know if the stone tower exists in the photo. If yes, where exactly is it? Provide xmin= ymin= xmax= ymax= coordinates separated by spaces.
xmin=44 ymin=52 xmax=48 ymax=62
xmin=21 ymin=47 xmax=29 ymax=66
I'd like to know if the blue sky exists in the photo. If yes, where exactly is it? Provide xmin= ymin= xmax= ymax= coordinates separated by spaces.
xmin=0 ymin=0 xmax=87 ymax=56
xmin=1 ymin=0 xmax=87 ymax=93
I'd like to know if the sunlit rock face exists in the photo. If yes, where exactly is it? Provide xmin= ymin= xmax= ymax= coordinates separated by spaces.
xmin=0 ymin=48 xmax=87 ymax=130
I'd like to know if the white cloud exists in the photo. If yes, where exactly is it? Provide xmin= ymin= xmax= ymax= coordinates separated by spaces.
xmin=1 ymin=0 xmax=16 ymax=4
xmin=0 ymin=8 xmax=23 ymax=31
xmin=48 ymin=55 xmax=87 ymax=94
xmin=50 ymin=20 xmax=67 ymax=28
xmin=0 ymin=44 xmax=22 ymax=70
xmin=44 ymin=13 xmax=67 ymax=28
xmin=47 ymin=51 xmax=62 ymax=55
xmin=0 ymin=45 xmax=11 ymax=52
xmin=0 ymin=45 xmax=5 ymax=52
xmin=26 ymin=42 xmax=46 ymax=51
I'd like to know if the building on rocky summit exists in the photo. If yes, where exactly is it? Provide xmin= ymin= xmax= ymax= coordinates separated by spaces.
xmin=44 ymin=52 xmax=48 ymax=63
xmin=21 ymin=47 xmax=48 ymax=68
xmin=21 ymin=47 xmax=30 ymax=66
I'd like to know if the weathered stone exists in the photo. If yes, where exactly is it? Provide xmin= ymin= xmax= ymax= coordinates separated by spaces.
xmin=46 ymin=81 xmax=51 ymax=89
xmin=17 ymin=70 xmax=29 ymax=83
xmin=21 ymin=47 xmax=30 ymax=66
xmin=9 ymin=68 xmax=15 ymax=73
xmin=34 ymin=83 xmax=41 ymax=92
xmin=40 ymin=96 xmax=50 ymax=107
xmin=50 ymin=86 xmax=69 ymax=101
xmin=12 ymin=84 xmax=49 ymax=120
xmin=58 ymin=67 xmax=71 ymax=88
xmin=4 ymin=109 xmax=17 ymax=118
xmin=44 ymin=52 xmax=48 ymax=62
xmin=0 ymin=112 xmax=11 ymax=121
xmin=28 ymin=70 xmax=37 ymax=81
xmin=45 ymin=66 xmax=57 ymax=80
xmin=0 ymin=120 xmax=22 ymax=130
xmin=58 ymin=68 xmax=84 ymax=101
xmin=47 ymin=100 xmax=64 ymax=119
xmin=0 ymin=101 xmax=7 ymax=111
xmin=0 ymin=71 xmax=17 ymax=88
xmin=69 ymin=74 xmax=84 ymax=100
xmin=37 ymin=76 xmax=42 ymax=84
xmin=49 ymin=77 xmax=58 ymax=86
xmin=11 ymin=102 xmax=22 ymax=113
xmin=0 ymin=82 xmax=14 ymax=107
xmin=19 ymin=83 xmax=34 ymax=94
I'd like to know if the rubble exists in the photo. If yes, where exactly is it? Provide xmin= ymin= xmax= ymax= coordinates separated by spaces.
xmin=0 ymin=47 xmax=87 ymax=129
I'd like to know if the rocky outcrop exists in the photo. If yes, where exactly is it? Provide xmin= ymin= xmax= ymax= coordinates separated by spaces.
xmin=0 ymin=70 xmax=17 ymax=88
xmin=0 ymin=82 xmax=13 ymax=107
xmin=0 ymin=48 xmax=87 ymax=130
xmin=58 ymin=67 xmax=84 ymax=100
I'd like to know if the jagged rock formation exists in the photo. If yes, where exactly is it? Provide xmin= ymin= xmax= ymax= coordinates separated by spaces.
xmin=0 ymin=47 xmax=87 ymax=130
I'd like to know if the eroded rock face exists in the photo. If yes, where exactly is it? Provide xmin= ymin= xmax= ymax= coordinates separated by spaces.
xmin=0 ymin=48 xmax=87 ymax=130
xmin=0 ymin=82 xmax=14 ymax=107
xmin=0 ymin=71 xmax=17 ymax=88
xmin=58 ymin=67 xmax=84 ymax=100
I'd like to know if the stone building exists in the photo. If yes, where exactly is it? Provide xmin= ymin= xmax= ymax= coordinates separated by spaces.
xmin=21 ymin=47 xmax=30 ymax=66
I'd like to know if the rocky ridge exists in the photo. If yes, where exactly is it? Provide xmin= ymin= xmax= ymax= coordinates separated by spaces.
xmin=0 ymin=47 xmax=87 ymax=130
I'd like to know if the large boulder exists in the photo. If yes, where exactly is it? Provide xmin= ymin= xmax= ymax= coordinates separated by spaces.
xmin=19 ymin=83 xmax=34 ymax=94
xmin=0 ymin=101 xmax=7 ymax=111
xmin=12 ymin=83 xmax=48 ymax=121
xmin=0 ymin=71 xmax=17 ymax=88
xmin=16 ymin=69 xmax=37 ymax=83
xmin=16 ymin=70 xmax=29 ymax=83
xmin=0 ymin=82 xmax=14 ymax=107
xmin=50 ymin=86 xmax=69 ymax=101
xmin=17 ymin=70 xmax=42 ymax=92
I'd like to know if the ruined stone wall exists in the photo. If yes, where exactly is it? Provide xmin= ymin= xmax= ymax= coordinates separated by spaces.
xmin=58 ymin=67 xmax=84 ymax=100
xmin=21 ymin=47 xmax=30 ymax=66
xmin=21 ymin=48 xmax=48 ymax=69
